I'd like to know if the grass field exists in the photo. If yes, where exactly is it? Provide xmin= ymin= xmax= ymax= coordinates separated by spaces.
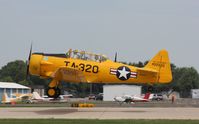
xmin=0 ymin=119 xmax=199 ymax=124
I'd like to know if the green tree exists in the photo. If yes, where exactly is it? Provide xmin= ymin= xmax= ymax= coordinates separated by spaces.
xmin=0 ymin=60 xmax=48 ymax=86
xmin=0 ymin=60 xmax=26 ymax=83
xmin=29 ymin=75 xmax=49 ymax=86
xmin=0 ymin=76 xmax=13 ymax=82
xmin=171 ymin=67 xmax=199 ymax=97
xmin=129 ymin=61 xmax=148 ymax=67
xmin=151 ymin=66 xmax=199 ymax=98
xmin=18 ymin=80 xmax=32 ymax=86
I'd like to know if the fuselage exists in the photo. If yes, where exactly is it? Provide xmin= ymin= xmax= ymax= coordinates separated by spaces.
xmin=29 ymin=53 xmax=158 ymax=84
xmin=114 ymin=95 xmax=149 ymax=103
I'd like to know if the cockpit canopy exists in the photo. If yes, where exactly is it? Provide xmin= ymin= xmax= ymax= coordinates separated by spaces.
xmin=66 ymin=49 xmax=108 ymax=62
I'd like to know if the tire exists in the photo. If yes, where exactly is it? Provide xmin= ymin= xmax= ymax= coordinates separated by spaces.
xmin=46 ymin=87 xmax=61 ymax=98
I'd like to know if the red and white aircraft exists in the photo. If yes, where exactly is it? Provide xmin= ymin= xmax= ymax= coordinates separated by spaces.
xmin=114 ymin=93 xmax=151 ymax=104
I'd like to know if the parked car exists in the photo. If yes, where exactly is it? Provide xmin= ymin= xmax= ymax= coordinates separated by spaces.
xmin=88 ymin=94 xmax=96 ymax=100
xmin=95 ymin=93 xmax=103 ymax=101
xmin=152 ymin=94 xmax=163 ymax=101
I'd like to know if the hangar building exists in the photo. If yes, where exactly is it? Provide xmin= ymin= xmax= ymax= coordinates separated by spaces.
xmin=0 ymin=82 xmax=31 ymax=103
xmin=103 ymin=85 xmax=141 ymax=101
xmin=191 ymin=89 xmax=199 ymax=99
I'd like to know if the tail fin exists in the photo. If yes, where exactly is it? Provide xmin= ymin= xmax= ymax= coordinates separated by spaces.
xmin=143 ymin=93 xmax=150 ymax=99
xmin=2 ymin=93 xmax=10 ymax=103
xmin=32 ymin=92 xmax=43 ymax=100
xmin=145 ymin=49 xmax=172 ymax=83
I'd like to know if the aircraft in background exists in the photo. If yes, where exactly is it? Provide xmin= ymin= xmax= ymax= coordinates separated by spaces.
xmin=31 ymin=92 xmax=52 ymax=102
xmin=1 ymin=93 xmax=32 ymax=104
xmin=27 ymin=47 xmax=172 ymax=98
xmin=114 ymin=93 xmax=151 ymax=105
xmin=32 ymin=92 xmax=70 ymax=103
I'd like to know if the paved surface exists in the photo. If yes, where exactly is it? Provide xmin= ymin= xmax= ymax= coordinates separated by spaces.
xmin=1 ymin=107 xmax=199 ymax=120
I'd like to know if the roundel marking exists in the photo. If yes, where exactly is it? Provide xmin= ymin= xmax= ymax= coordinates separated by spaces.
xmin=116 ymin=66 xmax=131 ymax=81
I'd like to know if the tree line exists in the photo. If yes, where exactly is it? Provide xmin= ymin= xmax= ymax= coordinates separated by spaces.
xmin=0 ymin=60 xmax=199 ymax=98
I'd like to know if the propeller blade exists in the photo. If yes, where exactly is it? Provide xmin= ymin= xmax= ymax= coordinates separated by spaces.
xmin=26 ymin=44 xmax=32 ymax=80
xmin=114 ymin=52 xmax=117 ymax=62
xmin=28 ymin=44 xmax=32 ymax=62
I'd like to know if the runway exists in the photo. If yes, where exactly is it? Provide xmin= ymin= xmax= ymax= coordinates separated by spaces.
xmin=0 ymin=107 xmax=199 ymax=120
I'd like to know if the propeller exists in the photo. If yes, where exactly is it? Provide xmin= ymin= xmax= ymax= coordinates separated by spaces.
xmin=26 ymin=44 xmax=32 ymax=80
xmin=114 ymin=52 xmax=117 ymax=62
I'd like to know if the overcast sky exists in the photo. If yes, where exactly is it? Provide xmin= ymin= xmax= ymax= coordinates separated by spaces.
xmin=0 ymin=0 xmax=199 ymax=71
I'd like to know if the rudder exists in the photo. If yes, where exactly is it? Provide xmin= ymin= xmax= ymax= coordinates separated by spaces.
xmin=144 ymin=49 xmax=172 ymax=83
xmin=2 ymin=93 xmax=10 ymax=103
xmin=143 ymin=93 xmax=151 ymax=99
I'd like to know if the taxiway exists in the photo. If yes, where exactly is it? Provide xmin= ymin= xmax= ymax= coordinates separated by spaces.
xmin=0 ymin=107 xmax=199 ymax=120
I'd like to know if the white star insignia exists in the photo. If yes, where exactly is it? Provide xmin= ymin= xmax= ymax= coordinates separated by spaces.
xmin=118 ymin=67 xmax=130 ymax=79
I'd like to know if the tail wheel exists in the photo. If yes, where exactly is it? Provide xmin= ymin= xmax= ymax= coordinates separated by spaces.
xmin=147 ymin=86 xmax=153 ymax=92
xmin=46 ymin=87 xmax=61 ymax=98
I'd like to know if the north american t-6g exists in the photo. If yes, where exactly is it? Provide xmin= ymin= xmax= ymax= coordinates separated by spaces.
xmin=27 ymin=47 xmax=172 ymax=98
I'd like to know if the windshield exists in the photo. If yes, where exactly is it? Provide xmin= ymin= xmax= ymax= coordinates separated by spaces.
xmin=66 ymin=49 xmax=108 ymax=62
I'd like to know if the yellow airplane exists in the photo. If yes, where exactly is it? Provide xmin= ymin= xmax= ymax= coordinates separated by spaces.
xmin=27 ymin=48 xmax=172 ymax=98
xmin=2 ymin=93 xmax=32 ymax=104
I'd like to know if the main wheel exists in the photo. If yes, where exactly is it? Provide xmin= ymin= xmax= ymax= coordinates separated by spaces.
xmin=46 ymin=87 xmax=61 ymax=99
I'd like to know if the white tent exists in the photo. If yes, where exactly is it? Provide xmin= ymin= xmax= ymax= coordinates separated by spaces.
xmin=0 ymin=82 xmax=30 ymax=89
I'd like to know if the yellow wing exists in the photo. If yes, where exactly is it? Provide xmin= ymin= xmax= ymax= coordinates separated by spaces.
xmin=51 ymin=67 xmax=87 ymax=83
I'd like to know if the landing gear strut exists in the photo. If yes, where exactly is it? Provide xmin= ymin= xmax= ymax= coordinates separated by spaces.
xmin=46 ymin=79 xmax=61 ymax=99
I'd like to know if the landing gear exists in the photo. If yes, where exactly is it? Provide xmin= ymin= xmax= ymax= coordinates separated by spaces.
xmin=46 ymin=79 xmax=61 ymax=99
xmin=46 ymin=87 xmax=61 ymax=98
xmin=147 ymin=85 xmax=154 ymax=93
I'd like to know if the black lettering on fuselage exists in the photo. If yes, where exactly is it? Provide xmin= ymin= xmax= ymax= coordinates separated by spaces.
xmin=64 ymin=61 xmax=99 ymax=74
xmin=71 ymin=62 xmax=76 ymax=68
xmin=64 ymin=61 xmax=70 ymax=66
